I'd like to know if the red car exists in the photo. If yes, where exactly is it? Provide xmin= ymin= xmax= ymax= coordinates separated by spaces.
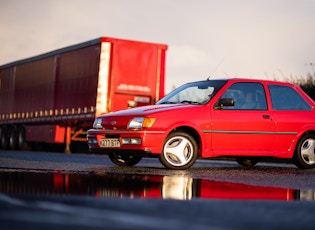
xmin=87 ymin=78 xmax=315 ymax=169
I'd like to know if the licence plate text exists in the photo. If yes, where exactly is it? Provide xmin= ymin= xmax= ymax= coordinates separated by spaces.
xmin=100 ymin=138 xmax=120 ymax=148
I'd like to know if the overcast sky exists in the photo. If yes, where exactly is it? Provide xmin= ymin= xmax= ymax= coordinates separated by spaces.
xmin=1 ymin=0 xmax=315 ymax=92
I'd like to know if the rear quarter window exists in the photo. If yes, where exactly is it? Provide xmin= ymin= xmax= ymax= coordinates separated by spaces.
xmin=268 ymin=84 xmax=312 ymax=110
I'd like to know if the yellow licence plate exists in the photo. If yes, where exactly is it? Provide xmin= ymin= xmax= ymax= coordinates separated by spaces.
xmin=99 ymin=138 xmax=120 ymax=148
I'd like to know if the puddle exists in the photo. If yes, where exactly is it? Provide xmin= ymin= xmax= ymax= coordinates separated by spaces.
xmin=0 ymin=170 xmax=314 ymax=201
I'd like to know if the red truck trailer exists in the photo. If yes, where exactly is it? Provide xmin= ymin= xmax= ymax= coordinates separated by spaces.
xmin=0 ymin=37 xmax=167 ymax=152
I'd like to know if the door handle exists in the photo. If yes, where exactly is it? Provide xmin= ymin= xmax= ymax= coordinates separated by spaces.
xmin=262 ymin=114 xmax=271 ymax=119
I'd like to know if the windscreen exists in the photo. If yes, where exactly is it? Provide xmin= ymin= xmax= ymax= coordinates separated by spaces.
xmin=157 ymin=80 xmax=227 ymax=105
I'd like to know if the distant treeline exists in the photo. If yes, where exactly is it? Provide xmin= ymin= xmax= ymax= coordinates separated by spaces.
xmin=274 ymin=63 xmax=315 ymax=100
xmin=288 ymin=72 xmax=315 ymax=101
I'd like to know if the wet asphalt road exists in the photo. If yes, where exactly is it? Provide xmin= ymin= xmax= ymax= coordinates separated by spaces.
xmin=1 ymin=150 xmax=315 ymax=229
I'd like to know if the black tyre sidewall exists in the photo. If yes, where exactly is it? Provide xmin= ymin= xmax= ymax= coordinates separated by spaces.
xmin=160 ymin=131 xmax=198 ymax=170
xmin=0 ymin=127 xmax=8 ymax=149
xmin=294 ymin=134 xmax=315 ymax=169
xmin=9 ymin=126 xmax=17 ymax=150
xmin=108 ymin=153 xmax=142 ymax=166
xmin=17 ymin=126 xmax=27 ymax=150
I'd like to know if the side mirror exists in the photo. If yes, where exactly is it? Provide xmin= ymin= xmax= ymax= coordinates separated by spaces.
xmin=214 ymin=98 xmax=234 ymax=110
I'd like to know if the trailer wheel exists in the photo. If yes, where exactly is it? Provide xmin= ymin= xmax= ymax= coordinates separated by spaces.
xmin=0 ymin=127 xmax=8 ymax=149
xmin=108 ymin=153 xmax=142 ymax=166
xmin=17 ymin=126 xmax=27 ymax=150
xmin=9 ymin=126 xmax=17 ymax=150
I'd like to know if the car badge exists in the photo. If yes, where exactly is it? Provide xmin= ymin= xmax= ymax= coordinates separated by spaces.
xmin=110 ymin=121 xmax=116 ymax=125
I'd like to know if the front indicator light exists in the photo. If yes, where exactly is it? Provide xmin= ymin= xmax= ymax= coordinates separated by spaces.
xmin=142 ymin=118 xmax=156 ymax=128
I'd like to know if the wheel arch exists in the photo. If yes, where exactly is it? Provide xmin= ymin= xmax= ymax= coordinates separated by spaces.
xmin=291 ymin=129 xmax=315 ymax=156
xmin=292 ymin=130 xmax=315 ymax=169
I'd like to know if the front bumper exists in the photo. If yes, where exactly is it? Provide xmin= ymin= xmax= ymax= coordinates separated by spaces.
xmin=87 ymin=129 xmax=166 ymax=156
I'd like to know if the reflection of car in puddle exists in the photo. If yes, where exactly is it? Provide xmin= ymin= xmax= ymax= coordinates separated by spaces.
xmin=162 ymin=175 xmax=315 ymax=201
xmin=0 ymin=171 xmax=314 ymax=201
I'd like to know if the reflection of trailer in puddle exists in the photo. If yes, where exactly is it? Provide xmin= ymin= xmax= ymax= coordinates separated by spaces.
xmin=0 ymin=171 xmax=314 ymax=201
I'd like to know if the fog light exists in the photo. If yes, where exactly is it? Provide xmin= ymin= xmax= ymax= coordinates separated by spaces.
xmin=122 ymin=138 xmax=131 ymax=144
xmin=88 ymin=137 xmax=97 ymax=144
xmin=130 ymin=138 xmax=141 ymax=144
xmin=122 ymin=138 xmax=141 ymax=145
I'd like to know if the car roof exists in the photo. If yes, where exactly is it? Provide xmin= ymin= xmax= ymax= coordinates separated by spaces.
xmin=210 ymin=78 xmax=297 ymax=86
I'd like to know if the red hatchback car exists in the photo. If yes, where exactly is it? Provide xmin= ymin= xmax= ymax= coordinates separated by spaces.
xmin=87 ymin=78 xmax=315 ymax=169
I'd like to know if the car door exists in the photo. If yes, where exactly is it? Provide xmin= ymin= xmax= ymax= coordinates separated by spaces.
xmin=210 ymin=82 xmax=276 ymax=156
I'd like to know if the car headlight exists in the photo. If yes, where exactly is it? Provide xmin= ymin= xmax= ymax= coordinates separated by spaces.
xmin=127 ymin=117 xmax=156 ymax=129
xmin=93 ymin=118 xmax=103 ymax=129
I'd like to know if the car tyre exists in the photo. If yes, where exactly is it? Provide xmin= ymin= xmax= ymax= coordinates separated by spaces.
xmin=160 ymin=131 xmax=198 ymax=170
xmin=236 ymin=157 xmax=260 ymax=167
xmin=293 ymin=134 xmax=315 ymax=169
xmin=108 ymin=152 xmax=142 ymax=166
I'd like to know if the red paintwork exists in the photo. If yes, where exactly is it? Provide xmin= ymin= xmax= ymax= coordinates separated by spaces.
xmin=87 ymin=78 xmax=315 ymax=163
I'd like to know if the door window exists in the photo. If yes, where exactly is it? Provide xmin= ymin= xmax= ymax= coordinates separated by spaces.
xmin=220 ymin=82 xmax=267 ymax=110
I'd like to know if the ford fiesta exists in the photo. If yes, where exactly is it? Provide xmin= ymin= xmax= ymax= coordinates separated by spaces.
xmin=87 ymin=78 xmax=315 ymax=169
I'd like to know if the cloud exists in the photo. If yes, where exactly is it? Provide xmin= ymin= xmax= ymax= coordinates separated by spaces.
xmin=1 ymin=0 xmax=315 ymax=92
xmin=168 ymin=46 xmax=209 ymax=68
